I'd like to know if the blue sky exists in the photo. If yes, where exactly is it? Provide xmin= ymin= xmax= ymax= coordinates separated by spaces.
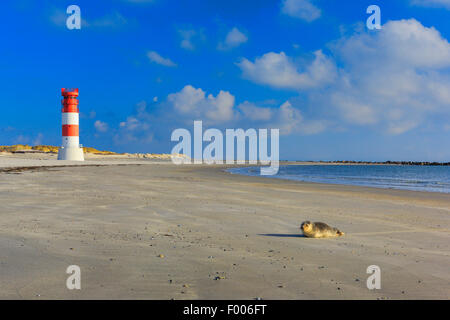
xmin=1 ymin=0 xmax=450 ymax=161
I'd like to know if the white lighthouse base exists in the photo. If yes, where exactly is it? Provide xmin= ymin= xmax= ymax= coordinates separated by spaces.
xmin=57 ymin=146 xmax=85 ymax=161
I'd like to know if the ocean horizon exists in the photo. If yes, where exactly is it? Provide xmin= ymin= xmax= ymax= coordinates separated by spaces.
xmin=228 ymin=164 xmax=450 ymax=194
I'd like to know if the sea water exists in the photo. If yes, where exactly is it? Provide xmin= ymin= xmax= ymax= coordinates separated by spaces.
xmin=228 ymin=165 xmax=450 ymax=193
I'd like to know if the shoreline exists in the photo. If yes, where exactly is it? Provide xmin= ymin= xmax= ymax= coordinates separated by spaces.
xmin=226 ymin=165 xmax=450 ymax=195
xmin=1 ymin=153 xmax=449 ymax=195
xmin=214 ymin=165 xmax=450 ymax=207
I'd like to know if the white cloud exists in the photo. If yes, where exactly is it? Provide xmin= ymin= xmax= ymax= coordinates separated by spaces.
xmin=337 ymin=19 xmax=450 ymax=69
xmin=10 ymin=133 xmax=45 ymax=146
xmin=119 ymin=101 xmax=150 ymax=132
xmin=94 ymin=120 xmax=109 ymax=133
xmin=237 ymin=100 xmax=323 ymax=135
xmin=329 ymin=95 xmax=378 ymax=125
xmin=113 ymin=18 xmax=450 ymax=147
xmin=328 ymin=19 xmax=450 ymax=133
xmin=275 ymin=101 xmax=304 ymax=134
xmin=164 ymin=85 xmax=320 ymax=135
xmin=237 ymin=50 xmax=337 ymax=90
xmin=239 ymin=19 xmax=450 ymax=135
xmin=14 ymin=135 xmax=29 ymax=144
xmin=238 ymin=101 xmax=273 ymax=121
xmin=49 ymin=8 xmax=66 ymax=26
xmin=115 ymin=101 xmax=154 ymax=145
xmin=218 ymin=27 xmax=248 ymax=50
xmin=113 ymin=85 xmax=324 ymax=147
xmin=410 ymin=0 xmax=450 ymax=9
xmin=178 ymin=29 xmax=201 ymax=50
xmin=85 ymin=12 xmax=128 ymax=28
xmin=281 ymin=0 xmax=321 ymax=22
xmin=147 ymin=51 xmax=177 ymax=67
xmin=168 ymin=85 xmax=235 ymax=123
xmin=33 ymin=133 xmax=44 ymax=145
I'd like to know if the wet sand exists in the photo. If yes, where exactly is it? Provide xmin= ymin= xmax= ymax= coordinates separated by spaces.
xmin=0 ymin=154 xmax=449 ymax=299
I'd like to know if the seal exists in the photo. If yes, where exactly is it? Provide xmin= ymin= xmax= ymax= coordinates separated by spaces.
xmin=300 ymin=221 xmax=345 ymax=238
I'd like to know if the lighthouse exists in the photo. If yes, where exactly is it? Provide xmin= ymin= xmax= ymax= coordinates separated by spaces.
xmin=57 ymin=88 xmax=84 ymax=161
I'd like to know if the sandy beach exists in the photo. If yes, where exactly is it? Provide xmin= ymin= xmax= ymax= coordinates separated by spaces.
xmin=0 ymin=153 xmax=449 ymax=300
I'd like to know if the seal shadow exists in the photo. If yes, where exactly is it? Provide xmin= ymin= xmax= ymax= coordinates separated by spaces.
xmin=258 ymin=233 xmax=305 ymax=238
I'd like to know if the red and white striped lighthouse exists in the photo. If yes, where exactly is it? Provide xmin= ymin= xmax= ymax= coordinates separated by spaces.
xmin=57 ymin=88 xmax=84 ymax=161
